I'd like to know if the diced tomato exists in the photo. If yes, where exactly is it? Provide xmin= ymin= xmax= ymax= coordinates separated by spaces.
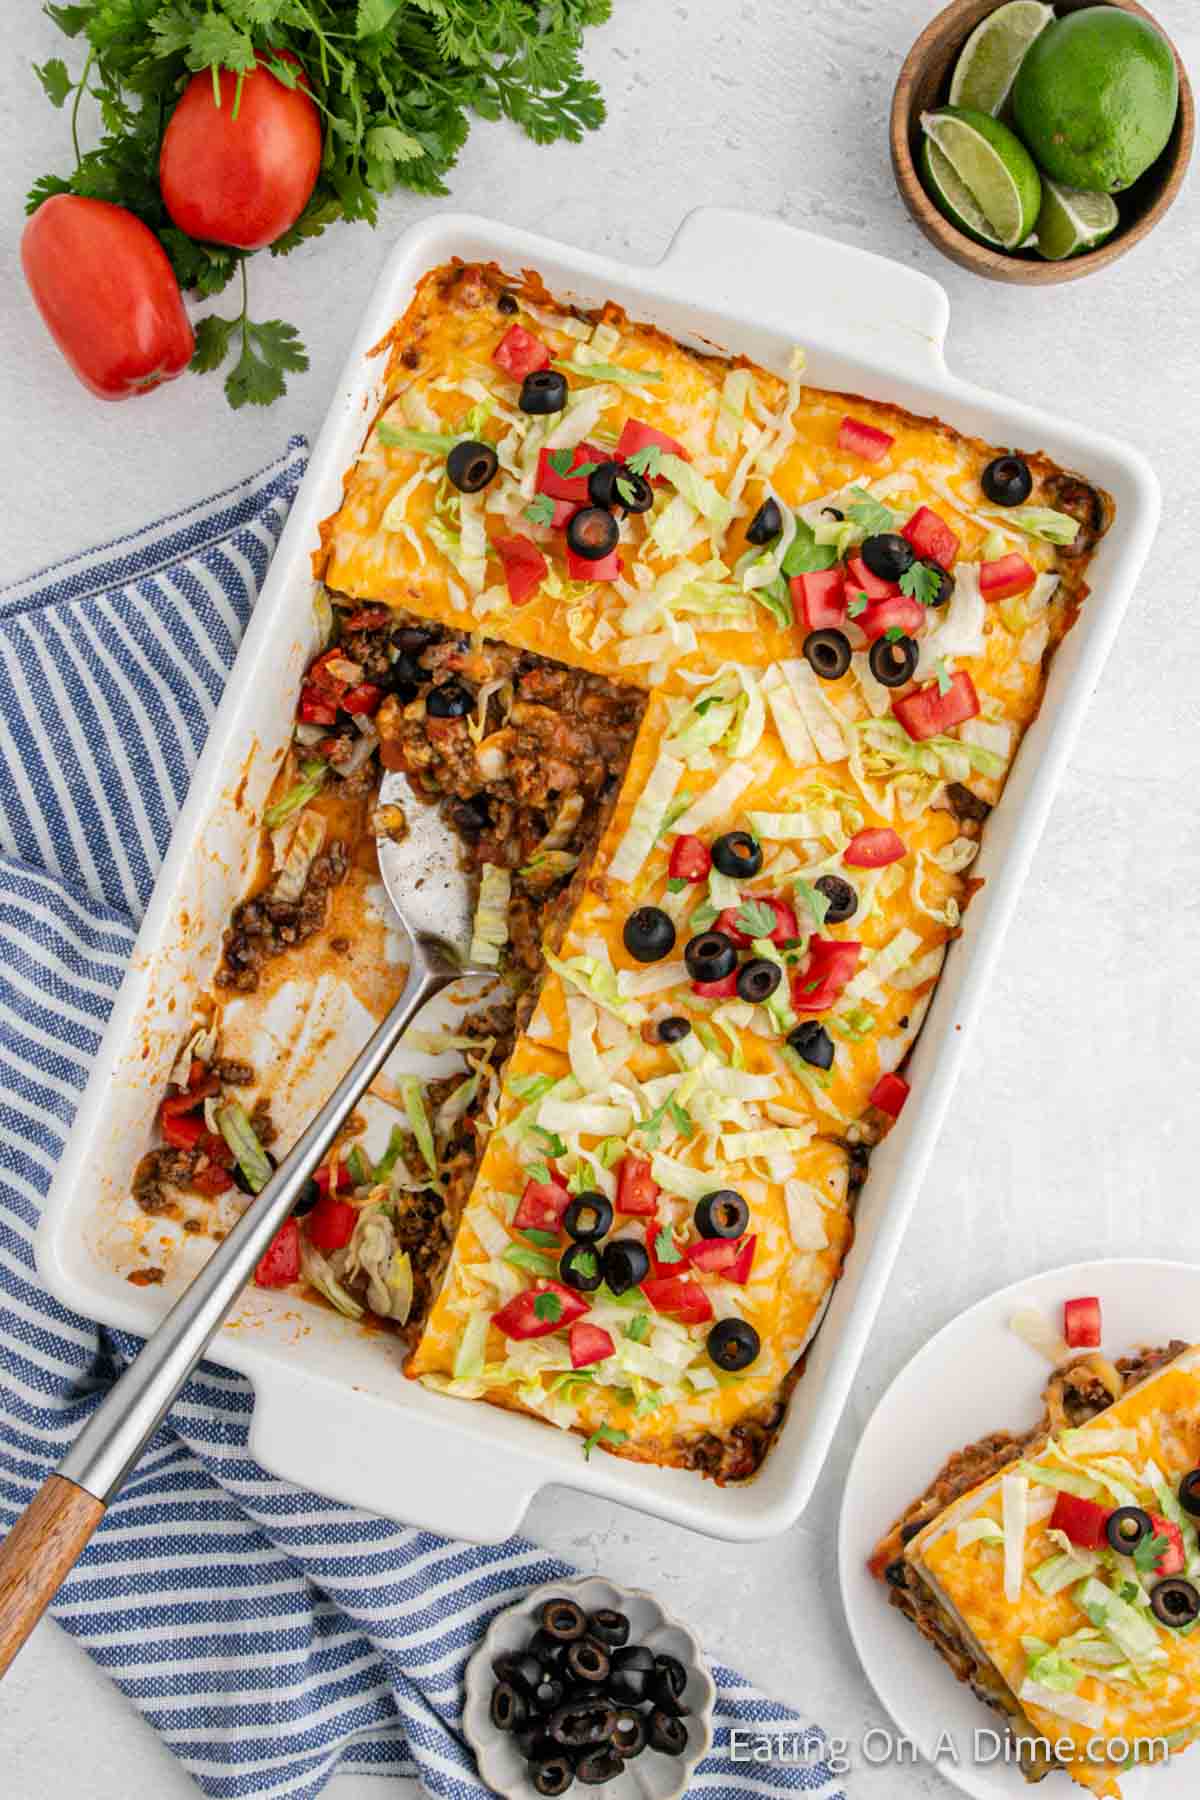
xmin=1150 ymin=1515 xmax=1186 ymax=1577
xmin=549 ymin=498 xmax=577 ymax=528
xmin=791 ymin=936 xmax=862 ymax=1013
xmin=159 ymin=1094 xmax=207 ymax=1151
xmin=341 ymin=681 xmax=384 ymax=716
xmin=306 ymin=647 xmax=354 ymax=696
xmin=192 ymin=1163 xmax=234 ymax=1197
xmin=641 ymin=1273 xmax=713 ymax=1324
xmin=645 ymin=1220 xmax=682 ymax=1280
xmin=495 ymin=534 xmax=548 ymax=606
xmin=1064 ymin=1296 xmax=1102 ymax=1349
xmin=792 ymin=568 xmax=847 ymax=631
xmin=980 ymin=553 xmax=1037 ymax=601
xmin=256 ymin=1217 xmax=300 ymax=1289
xmin=616 ymin=1154 xmax=658 ymax=1218
xmin=869 ymin=1072 xmax=910 ymax=1117
xmin=845 ymin=554 xmax=900 ymax=602
xmin=306 ymin=1195 xmax=357 ymax=1253
xmin=1050 ymin=1492 xmax=1110 ymax=1550
xmin=859 ymin=595 xmax=925 ymax=643
xmin=838 ymin=416 xmax=894 ymax=463
xmin=569 ymin=1321 xmax=615 ymax=1370
xmin=845 ymin=828 xmax=906 ymax=869
xmin=668 ymin=835 xmax=711 ymax=883
xmin=692 ymin=971 xmax=740 ymax=999
xmin=687 ymin=1234 xmax=756 ymax=1284
xmin=185 ymin=1058 xmax=214 ymax=1091
xmin=616 ymin=418 xmax=687 ymax=478
xmin=567 ymin=546 xmax=622 ymax=583
xmin=893 ymin=670 xmax=980 ymax=741
xmin=342 ymin=606 xmax=392 ymax=632
xmin=717 ymin=896 xmax=798 ymax=948
xmin=313 ymin=1163 xmax=353 ymax=1196
xmin=493 ymin=323 xmax=551 ymax=381
xmin=494 ymin=1279 xmax=589 ymax=1341
xmin=298 ymin=682 xmax=338 ymax=726
xmin=901 ymin=506 xmax=960 ymax=569
xmin=535 ymin=442 xmax=604 ymax=503
xmin=514 ymin=1174 xmax=570 ymax=1233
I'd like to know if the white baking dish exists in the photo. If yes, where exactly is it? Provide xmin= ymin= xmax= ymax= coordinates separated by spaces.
xmin=36 ymin=208 xmax=1160 ymax=1544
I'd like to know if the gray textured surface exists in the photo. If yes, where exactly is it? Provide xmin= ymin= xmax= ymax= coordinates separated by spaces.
xmin=2 ymin=0 xmax=1199 ymax=1794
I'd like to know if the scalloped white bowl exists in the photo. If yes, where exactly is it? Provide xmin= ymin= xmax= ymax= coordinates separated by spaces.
xmin=463 ymin=1576 xmax=715 ymax=1800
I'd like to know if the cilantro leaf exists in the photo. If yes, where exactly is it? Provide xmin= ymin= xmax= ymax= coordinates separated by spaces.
xmin=572 ymin=1248 xmax=599 ymax=1281
xmin=626 ymin=1315 xmax=650 ymax=1343
xmin=615 ymin=475 xmax=636 ymax=506
xmin=933 ymin=656 xmax=952 ymax=696
xmin=189 ymin=313 xmax=237 ymax=376
xmin=653 ymin=1227 xmax=683 ymax=1265
xmin=33 ymin=58 xmax=73 ymax=108
xmin=524 ymin=493 xmax=556 ymax=527
xmin=225 ymin=318 xmax=309 ymax=409
xmin=847 ymin=592 xmax=868 ymax=617
xmin=525 ymin=1161 xmax=553 ymax=1185
xmin=884 ymin=626 xmax=905 ymax=643
xmin=522 ymin=1227 xmax=560 ymax=1248
xmin=736 ymin=898 xmax=778 ymax=939
xmin=900 ymin=560 xmax=944 ymax=607
xmin=44 ymin=5 xmax=92 ymax=35
xmin=794 ymin=878 xmax=830 ymax=929
xmin=547 ymin=447 xmax=577 ymax=477
xmin=667 ymin=1096 xmax=694 ymax=1138
xmin=845 ymin=487 xmax=895 ymax=536
xmin=624 ymin=443 xmax=662 ymax=480
xmin=533 ymin=1291 xmax=564 ymax=1324
xmin=1133 ymin=1531 xmax=1171 ymax=1574
xmin=666 ymin=876 xmax=687 ymax=894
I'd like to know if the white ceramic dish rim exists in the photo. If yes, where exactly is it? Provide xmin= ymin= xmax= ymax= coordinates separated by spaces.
xmin=36 ymin=206 xmax=1161 ymax=1545
xmin=463 ymin=1575 xmax=715 ymax=1800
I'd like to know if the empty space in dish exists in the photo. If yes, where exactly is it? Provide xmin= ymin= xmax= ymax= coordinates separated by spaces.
xmin=36 ymin=209 xmax=1159 ymax=1543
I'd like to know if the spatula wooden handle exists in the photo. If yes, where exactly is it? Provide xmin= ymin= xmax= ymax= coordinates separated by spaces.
xmin=0 ymin=1474 xmax=105 ymax=1678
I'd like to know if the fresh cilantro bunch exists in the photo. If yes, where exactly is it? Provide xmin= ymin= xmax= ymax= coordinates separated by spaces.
xmin=29 ymin=0 xmax=611 ymax=407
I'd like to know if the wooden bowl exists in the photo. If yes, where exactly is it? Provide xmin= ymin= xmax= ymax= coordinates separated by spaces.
xmin=891 ymin=0 xmax=1194 ymax=283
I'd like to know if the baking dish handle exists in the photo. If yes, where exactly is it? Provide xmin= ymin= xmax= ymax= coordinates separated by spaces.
xmin=659 ymin=206 xmax=950 ymax=382
xmin=247 ymin=1364 xmax=545 ymax=1542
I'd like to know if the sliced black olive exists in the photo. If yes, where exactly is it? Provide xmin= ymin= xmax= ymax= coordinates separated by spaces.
xmin=611 ymin=1643 xmax=655 ymax=1673
xmin=884 ymin=1559 xmax=908 ymax=1590
xmin=563 ymin=1193 xmax=612 ymax=1243
xmin=559 ymin=1243 xmax=603 ymax=1294
xmin=516 ymin=1724 xmax=554 ymax=1759
xmin=861 ymin=532 xmax=914 ymax=581
xmin=981 ymin=453 xmax=1033 ymax=507
xmin=648 ymin=1709 xmax=688 ymax=1757
xmin=493 ymin=1651 xmax=521 ymax=1684
xmin=586 ymin=1608 xmax=630 ymax=1648
xmin=657 ymin=1014 xmax=692 ymax=1045
xmin=575 ymin=1745 xmax=624 ymax=1785
xmin=803 ymin=628 xmax=852 ymax=681
xmin=529 ymin=1628 xmax=568 ymax=1667
xmin=610 ymin=1707 xmax=646 ymax=1759
xmin=608 ymin=1664 xmax=650 ymax=1705
xmin=510 ymin=1651 xmax=553 ymax=1696
xmin=1106 ymin=1506 xmax=1154 ymax=1557
xmin=586 ymin=459 xmax=622 ymax=508
xmin=814 ymin=872 xmax=858 ymax=923
xmin=497 ymin=291 xmax=519 ymax=316
xmin=391 ymin=622 xmax=438 ymax=653
xmin=787 ymin=1020 xmax=834 ymax=1070
xmin=711 ymin=829 xmax=763 ymax=878
xmin=564 ymin=1638 xmax=610 ymax=1683
xmin=491 ymin=1680 xmax=528 ymax=1731
xmin=426 ymin=680 xmax=472 ymax=719
xmin=707 ymin=1317 xmax=760 ymax=1372
xmin=745 ymin=496 xmax=783 ymax=545
xmin=540 ymin=1597 xmax=588 ymax=1642
xmin=520 ymin=369 xmax=568 ymax=415
xmin=1179 ymin=1470 xmax=1200 ymax=1518
xmin=1152 ymin=1577 xmax=1200 ymax=1629
xmin=531 ymin=1752 xmax=575 ymax=1795
xmin=291 ymin=1176 xmax=320 ymax=1218
xmin=684 ymin=930 xmax=738 ymax=983
xmin=531 ymin=1672 xmax=566 ymax=1714
xmin=821 ymin=505 xmax=845 ymax=521
xmin=549 ymin=1698 xmax=617 ymax=1748
xmin=565 ymin=506 xmax=619 ymax=562
xmin=650 ymin=1674 xmax=690 ymax=1717
xmin=695 ymin=1189 xmax=749 ymax=1239
xmin=601 ymin=1239 xmax=650 ymax=1296
xmin=736 ymin=957 xmax=781 ymax=1003
xmin=654 ymin=1653 xmax=688 ymax=1699
xmin=589 ymin=461 xmax=652 ymax=515
xmin=918 ymin=559 xmax=955 ymax=607
xmin=623 ymin=905 xmax=676 ymax=964
xmin=868 ymin=633 xmax=919 ymax=688
xmin=446 ymin=438 xmax=498 ymax=493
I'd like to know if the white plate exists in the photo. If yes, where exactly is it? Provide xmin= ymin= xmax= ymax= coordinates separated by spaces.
xmin=839 ymin=1258 xmax=1200 ymax=1800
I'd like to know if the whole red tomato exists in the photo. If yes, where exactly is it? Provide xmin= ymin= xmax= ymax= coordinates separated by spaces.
xmin=21 ymin=195 xmax=194 ymax=401
xmin=160 ymin=54 xmax=322 ymax=251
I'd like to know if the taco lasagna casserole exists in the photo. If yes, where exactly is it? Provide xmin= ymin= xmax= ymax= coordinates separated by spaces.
xmin=130 ymin=259 xmax=1113 ymax=1481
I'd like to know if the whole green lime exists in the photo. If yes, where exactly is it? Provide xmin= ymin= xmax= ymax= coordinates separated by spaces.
xmin=1012 ymin=7 xmax=1179 ymax=193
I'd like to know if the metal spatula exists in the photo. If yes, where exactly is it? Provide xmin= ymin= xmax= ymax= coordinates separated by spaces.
xmin=0 ymin=767 xmax=493 ymax=1676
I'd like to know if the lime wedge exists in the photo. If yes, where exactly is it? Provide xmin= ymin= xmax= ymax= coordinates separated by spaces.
xmin=920 ymin=140 xmax=1004 ymax=246
xmin=1035 ymin=179 xmax=1121 ymax=260
xmin=921 ymin=106 xmax=1042 ymax=250
xmin=949 ymin=0 xmax=1055 ymax=116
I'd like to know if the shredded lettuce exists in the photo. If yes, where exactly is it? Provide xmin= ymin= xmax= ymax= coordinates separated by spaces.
xmin=956 ymin=1518 xmax=1005 ymax=1551
xmin=264 ymin=759 xmax=327 ymax=831
xmin=469 ymin=862 xmax=511 ymax=967
xmin=1017 ymin=1679 xmax=1105 ymax=1732
xmin=659 ymin=453 xmax=733 ymax=532
xmin=997 ymin=506 xmax=1082 ymax=545
xmin=1023 ymin=1638 xmax=1084 ymax=1695
xmin=671 ymin=763 xmax=755 ymax=836
xmin=1002 ymin=1473 xmax=1029 ymax=1602
xmin=216 ymin=1102 xmax=273 ymax=1195
xmin=715 ymin=367 xmax=752 ymax=452
xmin=607 ymin=751 xmax=684 ymax=884
xmin=1075 ymin=1576 xmax=1167 ymax=1669
xmin=399 ymin=1077 xmax=438 ymax=1181
xmin=300 ymin=1241 xmax=364 ymax=1319
xmin=454 ymin=1311 xmax=491 ymax=1381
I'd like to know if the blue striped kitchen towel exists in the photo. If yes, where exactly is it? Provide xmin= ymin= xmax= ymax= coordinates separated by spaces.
xmin=0 ymin=438 xmax=848 ymax=1800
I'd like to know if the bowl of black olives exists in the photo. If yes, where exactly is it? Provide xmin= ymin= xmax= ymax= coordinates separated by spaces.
xmin=463 ymin=1575 xmax=715 ymax=1799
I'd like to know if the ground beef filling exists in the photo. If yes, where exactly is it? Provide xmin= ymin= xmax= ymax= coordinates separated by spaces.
xmin=874 ymin=1342 xmax=1190 ymax=1783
